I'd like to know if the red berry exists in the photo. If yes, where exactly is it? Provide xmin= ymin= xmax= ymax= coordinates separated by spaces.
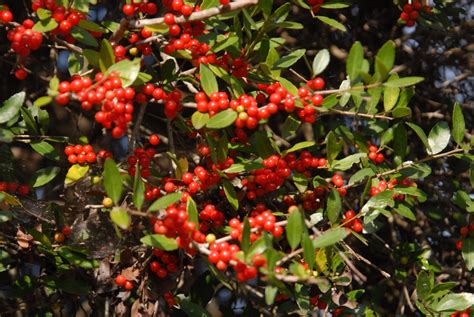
xmin=115 ymin=274 xmax=127 ymax=286
xmin=122 ymin=4 xmax=135 ymax=16
xmin=124 ymin=280 xmax=133 ymax=290
xmin=149 ymin=134 xmax=160 ymax=145
xmin=15 ymin=68 xmax=28 ymax=80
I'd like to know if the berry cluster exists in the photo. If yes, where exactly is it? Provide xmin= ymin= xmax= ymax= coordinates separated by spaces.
xmin=152 ymin=203 xmax=206 ymax=254
xmin=199 ymin=204 xmax=225 ymax=231
xmin=114 ymin=274 xmax=134 ymax=290
xmin=149 ymin=249 xmax=178 ymax=279
xmin=298 ymin=187 xmax=327 ymax=211
xmin=143 ymin=84 xmax=183 ymax=119
xmin=369 ymin=178 xmax=416 ymax=199
xmin=0 ymin=182 xmax=30 ymax=196
xmin=400 ymin=1 xmax=430 ymax=27
xmin=343 ymin=210 xmax=363 ymax=233
xmin=309 ymin=295 xmax=328 ymax=310
xmin=122 ymin=2 xmax=158 ymax=17
xmin=455 ymin=223 xmax=474 ymax=251
xmin=208 ymin=241 xmax=241 ymax=271
xmin=306 ymin=0 xmax=325 ymax=14
xmin=64 ymin=144 xmax=97 ymax=165
xmin=368 ymin=144 xmax=385 ymax=164
xmin=7 ymin=19 xmax=43 ymax=58
xmin=243 ymin=152 xmax=327 ymax=200
xmin=127 ymin=146 xmax=156 ymax=178
xmin=0 ymin=5 xmax=13 ymax=23
xmin=228 ymin=206 xmax=283 ymax=242
xmin=53 ymin=226 xmax=71 ymax=243
xmin=216 ymin=52 xmax=249 ymax=78
xmin=31 ymin=1 xmax=89 ymax=37
xmin=163 ymin=292 xmax=176 ymax=307
xmin=55 ymin=72 xmax=138 ymax=138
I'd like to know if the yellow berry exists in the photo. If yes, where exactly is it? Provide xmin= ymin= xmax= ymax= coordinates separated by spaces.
xmin=103 ymin=197 xmax=113 ymax=208
xmin=54 ymin=232 xmax=65 ymax=243
xmin=129 ymin=47 xmax=138 ymax=56
xmin=206 ymin=233 xmax=216 ymax=244
xmin=91 ymin=176 xmax=101 ymax=185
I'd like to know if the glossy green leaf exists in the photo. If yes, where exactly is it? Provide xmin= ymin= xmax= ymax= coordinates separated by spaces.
xmin=32 ymin=166 xmax=60 ymax=188
xmin=0 ymin=92 xmax=25 ymax=124
xmin=286 ymin=208 xmax=303 ymax=250
xmin=432 ymin=293 xmax=474 ymax=312
xmin=393 ymin=123 xmax=408 ymax=159
xmin=241 ymin=217 xmax=251 ymax=253
xmin=186 ymin=197 xmax=199 ymax=229
xmin=282 ymin=114 xmax=300 ymax=139
xmin=313 ymin=228 xmax=348 ymax=249
xmin=394 ymin=204 xmax=416 ymax=221
xmin=105 ymin=59 xmax=141 ymax=88
xmin=452 ymin=103 xmax=465 ymax=145
xmin=30 ymin=141 xmax=59 ymax=161
xmin=348 ymin=168 xmax=375 ymax=186
xmin=110 ymin=207 xmax=130 ymax=230
xmin=375 ymin=40 xmax=395 ymax=73
xmin=103 ymin=159 xmax=123 ymax=205
xmin=428 ymin=121 xmax=450 ymax=155
xmin=332 ymin=153 xmax=366 ymax=171
xmin=71 ymin=26 xmax=98 ymax=47
xmin=32 ymin=18 xmax=58 ymax=32
xmin=315 ymin=15 xmax=346 ymax=32
xmin=191 ymin=111 xmax=210 ymax=130
xmin=140 ymin=234 xmax=178 ymax=251
xmin=302 ymin=232 xmax=315 ymax=270
xmin=384 ymin=77 xmax=424 ymax=88
xmin=206 ymin=109 xmax=237 ymax=129
xmin=200 ymin=63 xmax=218 ymax=96
xmin=283 ymin=141 xmax=315 ymax=155
xmin=326 ymin=131 xmax=342 ymax=166
xmin=27 ymin=229 xmax=52 ymax=248
xmin=312 ymin=49 xmax=330 ymax=76
xmin=273 ymin=49 xmax=306 ymax=69
xmin=416 ymin=271 xmax=432 ymax=301
xmin=149 ymin=192 xmax=182 ymax=212
xmin=58 ymin=246 xmax=98 ymax=269
xmin=34 ymin=96 xmax=53 ymax=108
xmin=406 ymin=123 xmax=430 ymax=154
xmin=326 ymin=189 xmax=341 ymax=225
xmin=99 ymin=39 xmax=115 ymax=73
xmin=461 ymin=238 xmax=474 ymax=271
xmin=222 ymin=179 xmax=238 ymax=211
xmin=346 ymin=41 xmax=363 ymax=81
xmin=133 ymin=164 xmax=145 ymax=210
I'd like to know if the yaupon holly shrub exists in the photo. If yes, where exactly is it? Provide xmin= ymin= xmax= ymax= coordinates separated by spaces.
xmin=0 ymin=0 xmax=472 ymax=316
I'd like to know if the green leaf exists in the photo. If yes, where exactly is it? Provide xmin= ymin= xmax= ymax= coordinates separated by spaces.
xmin=392 ymin=106 xmax=412 ymax=118
xmin=52 ymin=278 xmax=91 ymax=295
xmin=272 ymin=49 xmax=306 ymax=69
xmin=428 ymin=121 xmax=450 ymax=155
xmin=68 ymin=52 xmax=81 ymax=75
xmin=346 ymin=41 xmax=363 ymax=81
xmin=452 ymin=103 xmax=465 ymax=145
xmin=105 ymin=59 xmax=141 ymax=88
xmin=186 ymin=197 xmax=199 ymax=230
xmin=200 ymin=63 xmax=218 ymax=96
xmin=375 ymin=40 xmax=395 ymax=73
xmin=292 ymin=172 xmax=308 ymax=193
xmin=133 ymin=165 xmax=145 ymax=211
xmin=286 ymin=208 xmax=303 ymax=250
xmin=27 ymin=229 xmax=52 ymax=248
xmin=302 ymin=232 xmax=315 ymax=270
xmin=103 ymin=159 xmax=123 ymax=205
xmin=140 ymin=234 xmax=178 ymax=251
xmin=384 ymin=77 xmax=424 ymax=88
xmin=36 ymin=8 xmax=52 ymax=20
xmin=71 ymin=26 xmax=98 ymax=47
xmin=223 ymin=162 xmax=265 ymax=173
xmin=206 ymin=109 xmax=237 ymax=129
xmin=416 ymin=271 xmax=432 ymax=301
xmin=393 ymin=123 xmax=408 ymax=159
xmin=32 ymin=166 xmax=60 ymax=188
xmin=0 ymin=92 xmax=25 ymax=124
xmin=180 ymin=299 xmax=211 ymax=317
xmin=321 ymin=1 xmax=351 ymax=9
xmin=99 ymin=39 xmax=115 ymax=73
xmin=149 ymin=193 xmax=182 ymax=212
xmin=432 ymin=293 xmax=474 ymax=312
xmin=361 ymin=190 xmax=394 ymax=219
xmin=110 ymin=207 xmax=130 ymax=230
xmin=241 ymin=217 xmax=251 ymax=253
xmin=78 ymin=20 xmax=106 ymax=33
xmin=383 ymin=84 xmax=400 ymax=112
xmin=315 ymin=15 xmax=347 ymax=32
xmin=312 ymin=49 xmax=330 ymax=76
xmin=211 ymin=34 xmax=239 ymax=53
xmin=34 ymin=96 xmax=53 ymax=108
xmin=30 ymin=141 xmax=59 ymax=161
xmin=278 ymin=77 xmax=298 ymax=95
xmin=222 ymin=179 xmax=238 ymax=211
xmin=82 ymin=49 xmax=100 ymax=69
xmin=58 ymin=246 xmax=98 ymax=269
xmin=394 ymin=204 xmax=416 ymax=221
xmin=200 ymin=0 xmax=219 ymax=10
xmin=313 ymin=228 xmax=348 ymax=249
xmin=191 ymin=111 xmax=210 ymax=130
xmin=281 ymin=114 xmax=300 ymax=139
xmin=265 ymin=286 xmax=278 ymax=305
xmin=406 ymin=123 xmax=430 ymax=154
xmin=282 ymin=141 xmax=315 ymax=155
xmin=348 ymin=168 xmax=375 ymax=186
xmin=32 ymin=18 xmax=58 ymax=32
xmin=326 ymin=189 xmax=341 ymax=225
xmin=65 ymin=164 xmax=89 ymax=185
xmin=461 ymin=238 xmax=474 ymax=271
xmin=326 ymin=131 xmax=342 ymax=167
xmin=71 ymin=0 xmax=89 ymax=12
xmin=332 ymin=153 xmax=366 ymax=171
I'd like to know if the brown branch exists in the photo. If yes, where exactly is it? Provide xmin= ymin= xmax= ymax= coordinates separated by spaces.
xmin=129 ymin=0 xmax=259 ymax=28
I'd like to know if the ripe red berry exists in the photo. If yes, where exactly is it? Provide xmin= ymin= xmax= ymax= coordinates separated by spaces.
xmin=115 ymin=274 xmax=127 ymax=286
xmin=124 ymin=280 xmax=133 ymax=290
xmin=15 ymin=68 xmax=28 ymax=80
xmin=164 ymin=13 xmax=175 ymax=25
xmin=352 ymin=220 xmax=363 ymax=233
xmin=122 ymin=4 xmax=135 ymax=16
xmin=149 ymin=134 xmax=160 ymax=145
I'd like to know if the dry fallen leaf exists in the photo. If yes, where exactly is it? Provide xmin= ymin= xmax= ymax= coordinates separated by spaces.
xmin=16 ymin=228 xmax=33 ymax=249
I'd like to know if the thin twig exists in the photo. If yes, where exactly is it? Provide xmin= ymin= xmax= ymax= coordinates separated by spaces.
xmin=130 ymin=103 xmax=148 ymax=151
xmin=129 ymin=0 xmax=259 ymax=28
